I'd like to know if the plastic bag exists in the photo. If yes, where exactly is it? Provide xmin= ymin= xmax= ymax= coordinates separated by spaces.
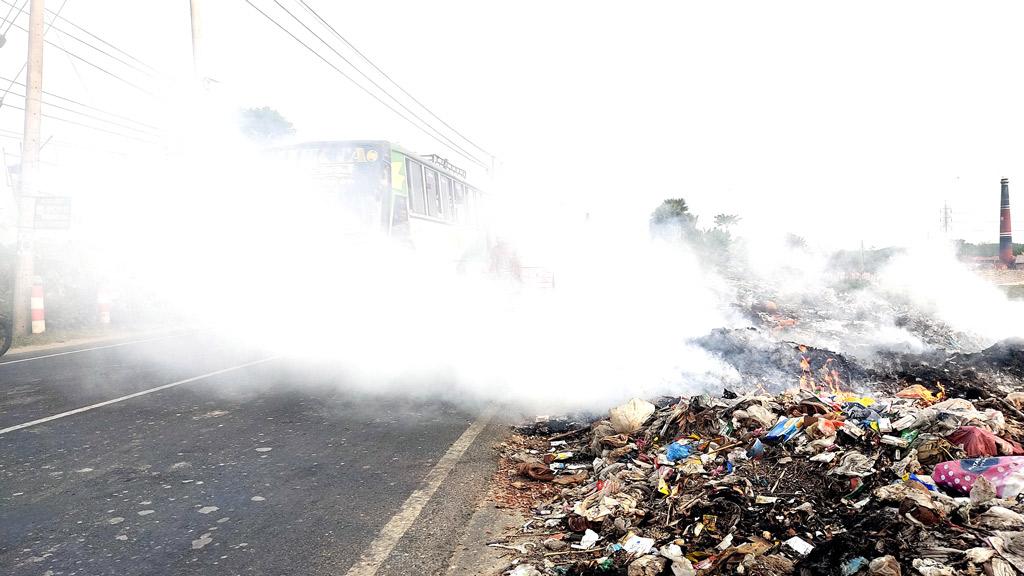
xmin=609 ymin=398 xmax=656 ymax=434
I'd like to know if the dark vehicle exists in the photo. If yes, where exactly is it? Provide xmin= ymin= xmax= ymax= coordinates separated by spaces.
xmin=0 ymin=252 xmax=12 ymax=357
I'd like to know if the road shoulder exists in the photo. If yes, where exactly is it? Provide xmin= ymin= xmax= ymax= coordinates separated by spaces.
xmin=446 ymin=499 xmax=527 ymax=576
xmin=362 ymin=410 xmax=513 ymax=576
xmin=4 ymin=326 xmax=192 ymax=357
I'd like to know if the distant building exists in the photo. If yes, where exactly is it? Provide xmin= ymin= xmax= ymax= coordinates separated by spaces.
xmin=962 ymin=255 xmax=999 ymax=269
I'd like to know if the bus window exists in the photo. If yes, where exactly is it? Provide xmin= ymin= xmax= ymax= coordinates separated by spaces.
xmin=470 ymin=188 xmax=482 ymax=224
xmin=391 ymin=194 xmax=410 ymax=239
xmin=424 ymin=168 xmax=440 ymax=218
xmin=452 ymin=182 xmax=465 ymax=222
xmin=407 ymin=160 xmax=425 ymax=214
xmin=438 ymin=175 xmax=452 ymax=221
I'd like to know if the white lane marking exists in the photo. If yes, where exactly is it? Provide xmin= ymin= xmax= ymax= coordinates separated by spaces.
xmin=0 ymin=333 xmax=192 ymax=366
xmin=343 ymin=408 xmax=496 ymax=576
xmin=0 ymin=356 xmax=281 ymax=435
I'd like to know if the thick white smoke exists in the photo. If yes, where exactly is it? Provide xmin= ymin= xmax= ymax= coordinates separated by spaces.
xmin=730 ymin=228 xmax=1024 ymax=360
xmin=37 ymin=105 xmax=748 ymax=414
xmin=873 ymin=243 xmax=1024 ymax=343
xmin=28 ymin=97 xmax=1024 ymax=414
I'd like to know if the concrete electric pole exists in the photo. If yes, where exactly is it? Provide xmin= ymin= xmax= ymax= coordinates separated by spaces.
xmin=189 ymin=0 xmax=205 ymax=86
xmin=12 ymin=0 xmax=45 ymax=337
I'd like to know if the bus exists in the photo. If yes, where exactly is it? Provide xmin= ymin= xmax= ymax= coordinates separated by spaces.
xmin=271 ymin=140 xmax=488 ymax=265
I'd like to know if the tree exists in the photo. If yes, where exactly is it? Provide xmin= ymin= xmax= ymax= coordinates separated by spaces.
xmin=651 ymin=199 xmax=694 ymax=226
xmin=713 ymin=214 xmax=740 ymax=228
xmin=785 ymin=233 xmax=807 ymax=249
xmin=650 ymin=199 xmax=741 ymax=266
xmin=238 ymin=106 xmax=295 ymax=142
xmin=650 ymin=198 xmax=699 ymax=241
xmin=703 ymin=214 xmax=739 ymax=256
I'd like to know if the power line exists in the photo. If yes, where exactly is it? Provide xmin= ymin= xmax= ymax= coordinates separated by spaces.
xmin=0 ymin=0 xmax=23 ymax=35
xmin=1 ymin=90 xmax=158 ymax=136
xmin=0 ymin=126 xmax=148 ymax=158
xmin=266 ymin=0 xmax=488 ymax=169
xmin=0 ymin=0 xmax=156 ymax=77
xmin=295 ymin=0 xmax=493 ymax=160
xmin=243 ymin=0 xmax=488 ymax=169
xmin=1 ymin=102 xmax=159 ymax=143
xmin=0 ymin=75 xmax=157 ymax=130
xmin=6 ymin=20 xmax=154 ymax=95
xmin=279 ymin=0 xmax=491 ymax=164
xmin=0 ymin=0 xmax=24 ymax=36
xmin=0 ymin=0 xmax=70 ymax=108
xmin=0 ymin=0 xmax=156 ymax=74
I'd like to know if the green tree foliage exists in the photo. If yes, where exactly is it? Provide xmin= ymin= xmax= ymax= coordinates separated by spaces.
xmin=650 ymin=198 xmax=699 ymax=241
xmin=649 ymin=199 xmax=739 ymax=265
xmin=238 ymin=106 xmax=295 ymax=142
xmin=954 ymin=240 xmax=1024 ymax=257
xmin=785 ymin=233 xmax=807 ymax=249
xmin=713 ymin=213 xmax=740 ymax=227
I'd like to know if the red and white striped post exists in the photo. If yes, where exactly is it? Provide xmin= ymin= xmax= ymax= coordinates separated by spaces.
xmin=30 ymin=279 xmax=44 ymax=334
xmin=97 ymin=288 xmax=111 ymax=325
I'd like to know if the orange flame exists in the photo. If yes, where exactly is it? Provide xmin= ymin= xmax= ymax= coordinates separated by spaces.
xmin=799 ymin=354 xmax=814 ymax=390
xmin=816 ymin=359 xmax=844 ymax=395
xmin=797 ymin=351 xmax=847 ymax=395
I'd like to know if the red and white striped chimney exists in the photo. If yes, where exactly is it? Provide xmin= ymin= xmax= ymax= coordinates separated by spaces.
xmin=1000 ymin=178 xmax=1015 ymax=268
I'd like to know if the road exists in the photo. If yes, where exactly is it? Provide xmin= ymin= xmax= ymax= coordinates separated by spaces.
xmin=0 ymin=332 xmax=505 ymax=576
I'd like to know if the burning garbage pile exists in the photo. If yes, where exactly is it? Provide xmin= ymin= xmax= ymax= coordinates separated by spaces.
xmin=490 ymin=336 xmax=1024 ymax=576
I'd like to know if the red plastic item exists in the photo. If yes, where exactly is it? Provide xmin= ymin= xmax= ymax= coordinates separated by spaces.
xmin=946 ymin=426 xmax=1024 ymax=457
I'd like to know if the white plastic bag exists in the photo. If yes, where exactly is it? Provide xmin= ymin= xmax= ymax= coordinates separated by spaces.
xmin=609 ymin=398 xmax=656 ymax=434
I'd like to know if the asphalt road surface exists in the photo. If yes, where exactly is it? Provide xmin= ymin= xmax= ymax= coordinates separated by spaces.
xmin=0 ymin=332 xmax=504 ymax=576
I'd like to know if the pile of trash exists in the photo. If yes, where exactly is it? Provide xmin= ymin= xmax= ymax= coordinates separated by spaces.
xmin=694 ymin=328 xmax=1024 ymax=400
xmin=492 ymin=341 xmax=1024 ymax=576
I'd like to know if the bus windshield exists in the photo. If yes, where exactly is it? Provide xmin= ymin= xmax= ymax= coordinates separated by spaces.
xmin=278 ymin=142 xmax=389 ymax=229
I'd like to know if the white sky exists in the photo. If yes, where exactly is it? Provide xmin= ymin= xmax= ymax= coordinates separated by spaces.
xmin=2 ymin=0 xmax=1024 ymax=248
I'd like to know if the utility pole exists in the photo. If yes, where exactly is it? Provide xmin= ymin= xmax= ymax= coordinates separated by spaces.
xmin=189 ymin=0 xmax=204 ymax=85
xmin=12 ymin=0 xmax=44 ymax=337
xmin=940 ymin=202 xmax=953 ymax=236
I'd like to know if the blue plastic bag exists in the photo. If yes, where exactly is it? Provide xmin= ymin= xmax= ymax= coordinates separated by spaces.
xmin=666 ymin=441 xmax=693 ymax=462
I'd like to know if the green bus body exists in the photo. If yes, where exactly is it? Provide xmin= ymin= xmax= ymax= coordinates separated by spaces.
xmin=272 ymin=140 xmax=483 ymax=241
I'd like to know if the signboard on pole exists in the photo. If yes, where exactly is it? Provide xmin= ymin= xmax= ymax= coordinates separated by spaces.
xmin=33 ymin=196 xmax=71 ymax=230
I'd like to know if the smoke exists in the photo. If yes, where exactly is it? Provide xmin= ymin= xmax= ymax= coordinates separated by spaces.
xmin=206 ymin=196 xmax=746 ymax=414
xmin=873 ymin=242 xmax=1024 ymax=343
xmin=715 ymin=227 xmax=1024 ymax=361
xmin=19 ymin=95 xmax=1024 ymax=414
xmin=21 ymin=101 xmax=748 ymax=414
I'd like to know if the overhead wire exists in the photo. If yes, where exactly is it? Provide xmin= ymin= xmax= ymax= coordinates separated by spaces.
xmin=294 ymin=0 xmax=492 ymax=159
xmin=0 ymin=0 xmax=156 ymax=74
xmin=243 ymin=0 xmax=488 ymax=169
xmin=0 ymin=126 xmax=147 ymax=159
xmin=0 ymin=75 xmax=157 ymax=130
xmin=0 ymin=102 xmax=159 ymax=144
xmin=6 ymin=20 xmax=154 ymax=95
xmin=0 ymin=0 xmax=161 ymax=151
xmin=0 ymin=0 xmax=71 ymax=109
xmin=52 ymin=26 xmax=91 ymax=99
xmin=0 ymin=126 xmax=22 ymax=142
xmin=270 ymin=0 xmax=487 ymax=168
xmin=0 ymin=0 xmax=25 ymax=37
xmin=0 ymin=90 xmax=158 ymax=136
xmin=0 ymin=0 xmax=155 ymax=77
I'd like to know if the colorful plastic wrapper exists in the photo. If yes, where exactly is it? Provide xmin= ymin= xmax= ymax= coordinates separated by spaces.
xmin=763 ymin=417 xmax=803 ymax=444
xmin=933 ymin=456 xmax=1024 ymax=499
